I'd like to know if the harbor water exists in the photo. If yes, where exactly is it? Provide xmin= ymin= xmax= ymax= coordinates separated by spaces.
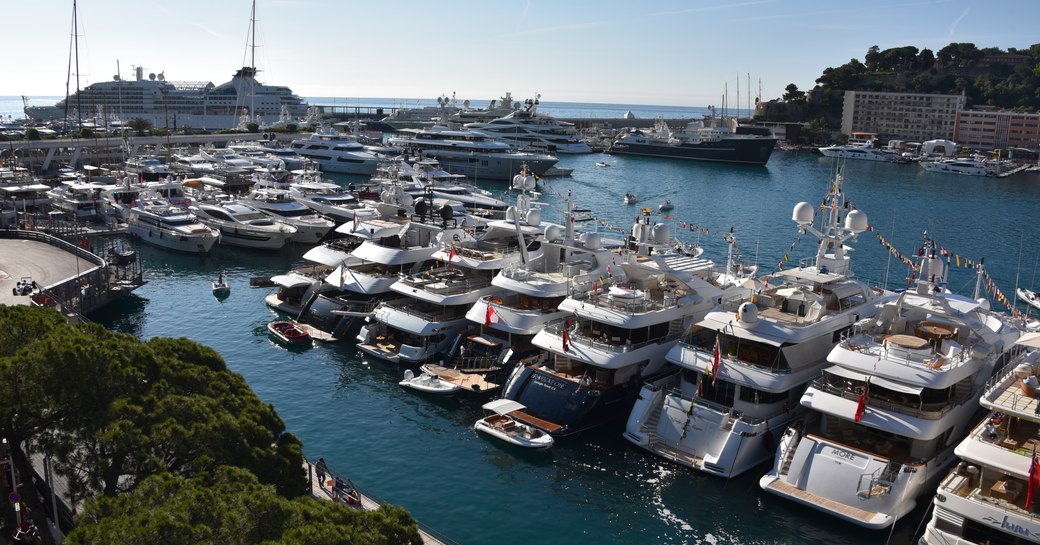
xmin=82 ymin=147 xmax=1040 ymax=545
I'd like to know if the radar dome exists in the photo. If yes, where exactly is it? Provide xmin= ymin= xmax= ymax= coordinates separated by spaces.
xmin=582 ymin=232 xmax=601 ymax=250
xmin=512 ymin=174 xmax=524 ymax=188
xmin=632 ymin=221 xmax=646 ymax=241
xmin=400 ymin=194 xmax=414 ymax=206
xmin=463 ymin=99 xmax=471 ymax=108
xmin=506 ymin=206 xmax=519 ymax=223
xmin=380 ymin=190 xmax=391 ymax=203
xmin=652 ymin=223 xmax=670 ymax=244
xmin=792 ymin=202 xmax=814 ymax=225
xmin=737 ymin=301 xmax=759 ymax=325
xmin=977 ymin=298 xmax=991 ymax=312
xmin=523 ymin=176 xmax=536 ymax=190
xmin=148 ymin=73 xmax=156 ymax=80
xmin=543 ymin=224 xmax=562 ymax=242
xmin=526 ymin=209 xmax=541 ymax=226
xmin=845 ymin=209 xmax=868 ymax=233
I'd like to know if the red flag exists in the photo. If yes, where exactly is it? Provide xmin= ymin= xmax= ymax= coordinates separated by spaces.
xmin=562 ymin=320 xmax=571 ymax=352
xmin=855 ymin=377 xmax=870 ymax=422
xmin=1028 ymin=446 xmax=1040 ymax=509
xmin=448 ymin=243 xmax=456 ymax=262
xmin=484 ymin=304 xmax=494 ymax=327
xmin=710 ymin=335 xmax=721 ymax=385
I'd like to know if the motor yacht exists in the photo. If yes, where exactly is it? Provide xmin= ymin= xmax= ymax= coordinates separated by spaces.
xmin=126 ymin=196 xmax=219 ymax=253
xmin=759 ymin=236 xmax=1024 ymax=529
xmin=192 ymin=200 xmax=297 ymax=249
xmin=241 ymin=187 xmax=334 ymax=244
xmin=608 ymin=113 xmax=778 ymax=166
xmin=124 ymin=156 xmax=170 ymax=181
xmin=464 ymin=96 xmax=592 ymax=154
xmin=387 ymin=125 xmax=558 ymax=181
xmin=919 ymin=333 xmax=1040 ymax=544
xmin=500 ymin=213 xmax=751 ymax=436
xmin=919 ymin=156 xmax=1004 ymax=176
xmin=625 ymin=171 xmax=883 ymax=478
xmin=289 ymin=127 xmax=382 ymax=175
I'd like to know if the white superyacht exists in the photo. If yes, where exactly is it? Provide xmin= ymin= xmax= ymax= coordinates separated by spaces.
xmin=760 ymin=237 xmax=1023 ymax=529
xmin=625 ymin=172 xmax=882 ymax=477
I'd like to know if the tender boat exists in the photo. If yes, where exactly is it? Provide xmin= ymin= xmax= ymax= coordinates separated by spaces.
xmin=267 ymin=320 xmax=312 ymax=347
xmin=658 ymin=200 xmax=674 ymax=212
xmin=596 ymin=162 xmax=611 ymax=168
xmin=474 ymin=399 xmax=554 ymax=449
xmin=398 ymin=369 xmax=462 ymax=395
xmin=623 ymin=193 xmax=636 ymax=204
xmin=1018 ymin=287 xmax=1040 ymax=311
xmin=212 ymin=274 xmax=231 ymax=296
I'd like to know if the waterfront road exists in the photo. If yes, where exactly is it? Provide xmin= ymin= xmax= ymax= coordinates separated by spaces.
xmin=0 ymin=238 xmax=88 ymax=307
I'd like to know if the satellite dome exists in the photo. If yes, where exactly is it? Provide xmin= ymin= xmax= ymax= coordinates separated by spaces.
xmin=439 ymin=204 xmax=454 ymax=222
xmin=792 ymin=202 xmax=814 ymax=225
xmin=526 ymin=209 xmax=541 ymax=226
xmin=976 ymin=298 xmax=991 ymax=312
xmin=523 ymin=176 xmax=536 ymax=190
xmin=400 ymin=194 xmax=414 ymax=206
xmin=543 ymin=224 xmax=562 ymax=241
xmin=414 ymin=198 xmax=429 ymax=217
xmin=148 ymin=73 xmax=156 ymax=80
xmin=737 ymin=301 xmax=759 ymax=325
xmin=844 ymin=209 xmax=868 ymax=233
xmin=506 ymin=206 xmax=519 ymax=222
xmin=652 ymin=223 xmax=670 ymax=244
xmin=583 ymin=232 xmax=601 ymax=250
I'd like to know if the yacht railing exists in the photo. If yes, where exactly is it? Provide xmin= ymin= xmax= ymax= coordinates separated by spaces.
xmin=543 ymin=321 xmax=680 ymax=354
xmin=378 ymin=300 xmax=469 ymax=323
xmin=809 ymin=375 xmax=973 ymax=420
xmin=838 ymin=324 xmax=978 ymax=370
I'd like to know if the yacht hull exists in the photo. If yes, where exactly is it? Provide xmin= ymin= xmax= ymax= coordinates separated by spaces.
xmin=608 ymin=138 xmax=777 ymax=165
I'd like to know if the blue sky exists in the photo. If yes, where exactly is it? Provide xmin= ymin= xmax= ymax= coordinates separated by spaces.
xmin=3 ymin=0 xmax=1037 ymax=107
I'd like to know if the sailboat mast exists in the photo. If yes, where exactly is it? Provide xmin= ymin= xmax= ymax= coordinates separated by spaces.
xmin=250 ymin=0 xmax=256 ymax=70
xmin=73 ymin=0 xmax=81 ymax=131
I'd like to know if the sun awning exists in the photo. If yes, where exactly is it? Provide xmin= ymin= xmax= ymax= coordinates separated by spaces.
xmin=269 ymin=274 xmax=312 ymax=289
xmin=1016 ymin=332 xmax=1040 ymax=349
xmin=482 ymin=399 xmax=526 ymax=415
xmin=823 ymin=366 xmax=924 ymax=395
xmin=303 ymin=245 xmax=351 ymax=267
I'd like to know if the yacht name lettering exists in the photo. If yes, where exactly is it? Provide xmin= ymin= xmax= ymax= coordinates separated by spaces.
xmin=1000 ymin=516 xmax=1034 ymax=538
xmin=831 ymin=448 xmax=857 ymax=461
xmin=532 ymin=374 xmax=565 ymax=391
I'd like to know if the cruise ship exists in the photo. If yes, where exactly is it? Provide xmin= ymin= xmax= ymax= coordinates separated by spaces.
xmin=607 ymin=112 xmax=778 ymax=165
xmin=25 ymin=65 xmax=308 ymax=130
xmin=920 ymin=333 xmax=1040 ymax=544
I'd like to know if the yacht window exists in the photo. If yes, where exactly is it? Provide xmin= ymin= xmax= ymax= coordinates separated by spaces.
xmin=738 ymin=386 xmax=787 ymax=405
xmin=699 ymin=375 xmax=735 ymax=407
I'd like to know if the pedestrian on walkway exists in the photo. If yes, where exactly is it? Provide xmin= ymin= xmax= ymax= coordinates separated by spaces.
xmin=315 ymin=457 xmax=328 ymax=488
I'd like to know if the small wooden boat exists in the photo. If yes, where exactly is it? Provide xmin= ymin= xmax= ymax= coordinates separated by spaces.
xmin=267 ymin=320 xmax=312 ymax=346
xmin=398 ymin=369 xmax=462 ymax=395
xmin=212 ymin=273 xmax=231 ymax=296
xmin=658 ymin=200 xmax=674 ymax=212
xmin=473 ymin=399 xmax=554 ymax=449
xmin=623 ymin=193 xmax=637 ymax=205
xmin=1019 ymin=288 xmax=1040 ymax=311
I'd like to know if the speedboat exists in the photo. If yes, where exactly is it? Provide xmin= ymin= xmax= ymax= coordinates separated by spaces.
xmin=398 ymin=369 xmax=462 ymax=395
xmin=267 ymin=320 xmax=312 ymax=347
xmin=658 ymin=200 xmax=674 ymax=212
xmin=596 ymin=162 xmax=611 ymax=168
xmin=1018 ymin=288 xmax=1040 ymax=311
xmin=474 ymin=399 xmax=555 ymax=449
xmin=623 ymin=193 xmax=636 ymax=205
xmin=241 ymin=187 xmax=334 ymax=244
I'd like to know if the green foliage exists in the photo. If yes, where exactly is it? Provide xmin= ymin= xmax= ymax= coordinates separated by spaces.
xmin=65 ymin=468 xmax=422 ymax=545
xmin=286 ymin=123 xmax=298 ymax=133
xmin=782 ymin=84 xmax=805 ymax=102
xmin=127 ymin=118 xmax=152 ymax=136
xmin=246 ymin=122 xmax=260 ymax=133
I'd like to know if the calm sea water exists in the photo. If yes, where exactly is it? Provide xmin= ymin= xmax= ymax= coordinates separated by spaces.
xmin=78 ymin=146 xmax=1040 ymax=545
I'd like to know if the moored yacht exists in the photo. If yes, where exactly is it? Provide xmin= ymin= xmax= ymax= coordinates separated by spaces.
xmin=192 ymin=200 xmax=297 ymax=249
xmin=759 ymin=237 xmax=1023 ymax=529
xmin=920 ymin=333 xmax=1040 ymax=544
xmin=624 ymin=171 xmax=882 ymax=478
xmin=289 ymin=128 xmax=382 ymax=175
xmin=241 ymin=187 xmax=334 ymax=244
xmin=465 ymin=96 xmax=592 ymax=154
xmin=608 ymin=112 xmax=777 ymax=166
xmin=127 ymin=196 xmax=220 ymax=253
xmin=388 ymin=125 xmax=558 ymax=181
xmin=500 ymin=214 xmax=751 ymax=436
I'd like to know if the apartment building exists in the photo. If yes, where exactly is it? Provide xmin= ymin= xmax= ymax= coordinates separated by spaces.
xmin=840 ymin=90 xmax=965 ymax=142
xmin=955 ymin=109 xmax=1040 ymax=151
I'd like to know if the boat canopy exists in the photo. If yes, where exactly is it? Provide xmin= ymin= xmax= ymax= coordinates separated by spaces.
xmin=303 ymin=245 xmax=351 ymax=267
xmin=824 ymin=366 xmax=924 ymax=395
xmin=1017 ymin=332 xmax=1040 ymax=349
xmin=269 ymin=274 xmax=312 ymax=288
xmin=482 ymin=399 xmax=526 ymax=415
